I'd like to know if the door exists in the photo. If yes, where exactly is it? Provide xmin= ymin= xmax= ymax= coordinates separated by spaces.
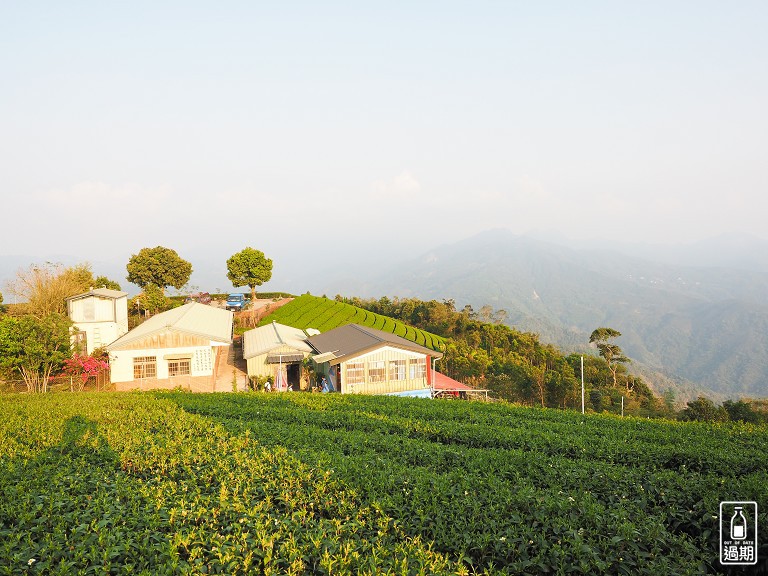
xmin=287 ymin=363 xmax=301 ymax=390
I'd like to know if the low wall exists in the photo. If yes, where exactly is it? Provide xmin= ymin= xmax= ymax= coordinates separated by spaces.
xmin=114 ymin=375 xmax=221 ymax=393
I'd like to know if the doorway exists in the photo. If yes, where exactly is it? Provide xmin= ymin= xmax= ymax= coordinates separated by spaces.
xmin=287 ymin=363 xmax=301 ymax=390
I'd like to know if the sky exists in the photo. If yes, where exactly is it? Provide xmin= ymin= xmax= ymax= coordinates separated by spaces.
xmin=1 ymin=1 xmax=767 ymax=292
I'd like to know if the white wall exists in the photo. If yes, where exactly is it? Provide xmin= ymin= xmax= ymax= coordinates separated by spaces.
xmin=70 ymin=295 xmax=129 ymax=353
xmin=109 ymin=346 xmax=215 ymax=383
xmin=114 ymin=296 xmax=128 ymax=335
xmin=75 ymin=323 xmax=122 ymax=354
xmin=338 ymin=345 xmax=430 ymax=395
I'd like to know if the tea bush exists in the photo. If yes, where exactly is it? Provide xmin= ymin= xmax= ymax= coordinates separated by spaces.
xmin=259 ymin=294 xmax=445 ymax=352
xmin=1 ymin=392 xmax=766 ymax=574
xmin=0 ymin=394 xmax=452 ymax=575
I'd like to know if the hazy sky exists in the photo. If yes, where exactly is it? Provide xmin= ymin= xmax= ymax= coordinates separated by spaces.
xmin=2 ymin=2 xmax=767 ymax=290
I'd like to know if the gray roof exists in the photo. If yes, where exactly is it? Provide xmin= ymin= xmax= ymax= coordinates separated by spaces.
xmin=67 ymin=288 xmax=128 ymax=301
xmin=306 ymin=324 xmax=442 ymax=365
xmin=107 ymin=302 xmax=233 ymax=349
xmin=266 ymin=353 xmax=305 ymax=364
xmin=242 ymin=321 xmax=313 ymax=360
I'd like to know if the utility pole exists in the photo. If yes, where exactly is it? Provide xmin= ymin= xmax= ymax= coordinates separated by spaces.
xmin=581 ymin=356 xmax=585 ymax=415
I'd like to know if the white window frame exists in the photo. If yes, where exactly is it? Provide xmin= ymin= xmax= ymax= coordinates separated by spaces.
xmin=346 ymin=362 xmax=365 ymax=384
xmin=168 ymin=359 xmax=191 ymax=377
xmin=389 ymin=359 xmax=406 ymax=381
xmin=368 ymin=360 xmax=386 ymax=383
xmin=133 ymin=356 xmax=157 ymax=379
xmin=409 ymin=358 xmax=426 ymax=380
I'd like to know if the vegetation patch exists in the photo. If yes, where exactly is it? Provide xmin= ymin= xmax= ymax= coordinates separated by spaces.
xmin=259 ymin=294 xmax=446 ymax=352
xmin=0 ymin=394 xmax=451 ymax=575
xmin=1 ymin=392 xmax=765 ymax=574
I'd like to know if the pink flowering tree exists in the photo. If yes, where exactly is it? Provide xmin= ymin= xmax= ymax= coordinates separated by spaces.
xmin=63 ymin=352 xmax=110 ymax=391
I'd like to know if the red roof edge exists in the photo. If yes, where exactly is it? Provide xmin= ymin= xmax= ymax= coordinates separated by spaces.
xmin=432 ymin=371 xmax=475 ymax=391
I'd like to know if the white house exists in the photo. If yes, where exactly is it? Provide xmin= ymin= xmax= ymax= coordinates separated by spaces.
xmin=306 ymin=323 xmax=443 ymax=397
xmin=67 ymin=288 xmax=129 ymax=353
xmin=106 ymin=302 xmax=233 ymax=392
xmin=242 ymin=321 xmax=315 ymax=390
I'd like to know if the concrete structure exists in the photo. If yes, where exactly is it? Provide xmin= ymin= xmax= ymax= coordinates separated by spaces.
xmin=306 ymin=324 xmax=443 ymax=395
xmin=106 ymin=302 xmax=233 ymax=392
xmin=67 ymin=288 xmax=129 ymax=353
xmin=242 ymin=321 xmax=314 ymax=390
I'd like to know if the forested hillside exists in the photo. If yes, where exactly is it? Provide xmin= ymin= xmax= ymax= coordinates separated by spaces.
xmin=312 ymin=230 xmax=768 ymax=398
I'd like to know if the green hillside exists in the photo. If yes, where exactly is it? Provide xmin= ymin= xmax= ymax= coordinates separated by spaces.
xmin=2 ymin=392 xmax=765 ymax=574
xmin=260 ymin=294 xmax=446 ymax=352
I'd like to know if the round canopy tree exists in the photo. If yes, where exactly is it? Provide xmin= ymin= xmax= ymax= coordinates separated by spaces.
xmin=94 ymin=275 xmax=121 ymax=291
xmin=226 ymin=247 xmax=273 ymax=301
xmin=0 ymin=313 xmax=72 ymax=392
xmin=126 ymin=246 xmax=192 ymax=294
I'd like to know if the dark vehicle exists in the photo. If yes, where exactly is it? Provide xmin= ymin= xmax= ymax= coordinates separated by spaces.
xmin=186 ymin=292 xmax=212 ymax=305
xmin=226 ymin=293 xmax=248 ymax=311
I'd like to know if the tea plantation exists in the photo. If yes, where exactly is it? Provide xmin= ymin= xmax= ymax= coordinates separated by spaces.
xmin=258 ymin=294 xmax=446 ymax=352
xmin=1 ymin=392 xmax=766 ymax=575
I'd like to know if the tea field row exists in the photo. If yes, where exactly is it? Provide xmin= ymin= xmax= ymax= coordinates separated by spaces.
xmin=260 ymin=294 xmax=445 ymax=352
xmin=1 ymin=392 xmax=765 ymax=574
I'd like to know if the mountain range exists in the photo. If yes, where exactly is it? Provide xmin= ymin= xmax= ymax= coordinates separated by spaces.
xmin=308 ymin=229 xmax=768 ymax=399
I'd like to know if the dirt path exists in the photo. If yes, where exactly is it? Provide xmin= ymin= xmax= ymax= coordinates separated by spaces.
xmin=210 ymin=298 xmax=294 ymax=391
xmin=213 ymin=337 xmax=249 ymax=391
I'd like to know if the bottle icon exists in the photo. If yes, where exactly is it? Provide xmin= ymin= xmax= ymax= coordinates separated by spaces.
xmin=731 ymin=506 xmax=747 ymax=540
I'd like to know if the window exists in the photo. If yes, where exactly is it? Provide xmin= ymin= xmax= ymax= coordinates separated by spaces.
xmin=168 ymin=359 xmax=191 ymax=377
xmin=346 ymin=362 xmax=365 ymax=384
xmin=368 ymin=360 xmax=386 ymax=383
xmin=389 ymin=359 xmax=406 ymax=380
xmin=409 ymin=358 xmax=426 ymax=380
xmin=133 ymin=356 xmax=157 ymax=379
xmin=82 ymin=299 xmax=95 ymax=321
xmin=72 ymin=331 xmax=87 ymax=352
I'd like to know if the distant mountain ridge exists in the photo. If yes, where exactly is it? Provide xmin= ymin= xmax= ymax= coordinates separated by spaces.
xmin=313 ymin=229 xmax=768 ymax=398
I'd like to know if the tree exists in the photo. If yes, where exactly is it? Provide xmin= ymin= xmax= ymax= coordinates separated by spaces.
xmin=589 ymin=327 xmax=630 ymax=388
xmin=662 ymin=388 xmax=677 ymax=413
xmin=94 ymin=275 xmax=121 ymax=291
xmin=301 ymin=356 xmax=317 ymax=390
xmin=0 ymin=314 xmax=72 ymax=392
xmin=722 ymin=399 xmax=762 ymax=424
xmin=589 ymin=389 xmax=605 ymax=412
xmin=226 ymin=247 xmax=273 ymax=301
xmin=679 ymin=396 xmax=729 ymax=422
xmin=126 ymin=246 xmax=192 ymax=294
xmin=130 ymin=285 xmax=173 ymax=316
xmin=5 ymin=262 xmax=95 ymax=318
xmin=530 ymin=364 xmax=547 ymax=408
xmin=477 ymin=305 xmax=494 ymax=323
